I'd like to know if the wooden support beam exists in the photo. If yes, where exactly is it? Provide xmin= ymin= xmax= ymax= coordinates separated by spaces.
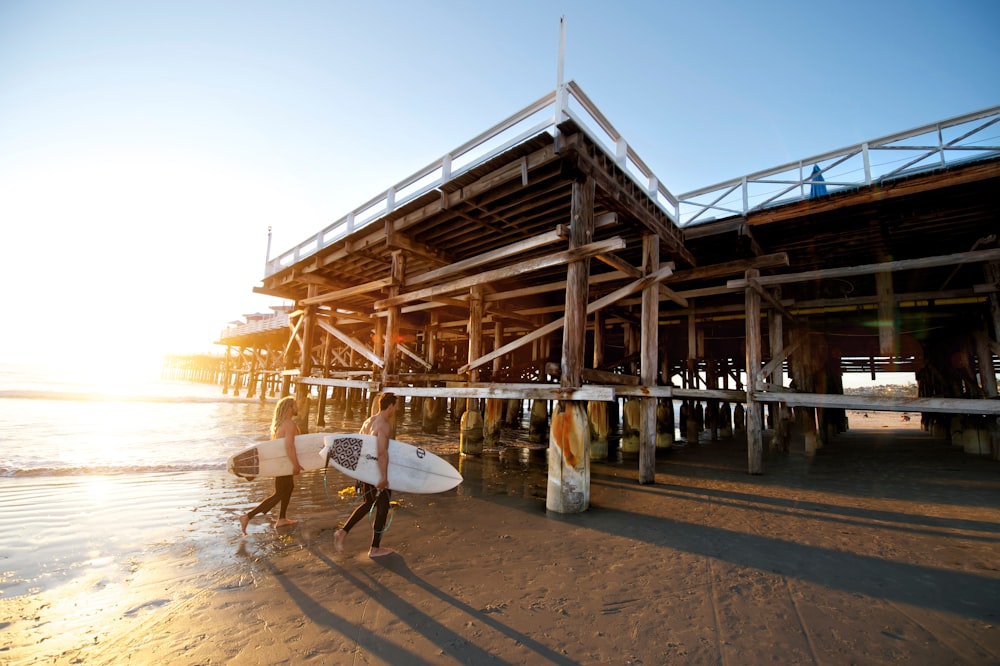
xmin=381 ymin=251 xmax=404 ymax=385
xmin=639 ymin=232 xmax=659 ymax=484
xmin=297 ymin=376 xmax=378 ymax=391
xmin=760 ymin=337 xmax=801 ymax=382
xmin=397 ymin=342 xmax=432 ymax=369
xmin=406 ymin=227 xmax=567 ymax=287
xmin=754 ymin=391 xmax=1000 ymax=415
xmin=300 ymin=277 xmax=394 ymax=306
xmin=317 ymin=319 xmax=383 ymax=368
xmin=745 ymin=268 xmax=764 ymax=474
xmin=375 ymin=237 xmax=626 ymax=310
xmin=876 ymin=269 xmax=896 ymax=356
xmin=563 ymin=133 xmax=696 ymax=266
xmin=387 ymin=383 xmax=615 ymax=401
xmin=459 ymin=264 xmax=675 ymax=374
xmin=727 ymin=248 xmax=1000 ymax=289
xmin=386 ymin=224 xmax=451 ymax=265
xmin=747 ymin=277 xmax=796 ymax=322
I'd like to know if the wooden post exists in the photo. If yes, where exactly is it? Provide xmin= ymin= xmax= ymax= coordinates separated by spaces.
xmin=638 ymin=232 xmax=658 ymax=484
xmin=222 ymin=346 xmax=232 ymax=395
xmin=589 ymin=309 xmax=609 ymax=459
xmin=547 ymin=173 xmax=592 ymax=513
xmin=789 ymin=327 xmax=820 ymax=457
xmin=316 ymin=332 xmax=331 ymax=427
xmin=768 ymin=290 xmax=787 ymax=452
xmin=529 ymin=400 xmax=549 ymax=443
xmin=745 ymin=268 xmax=764 ymax=474
xmin=685 ymin=311 xmax=700 ymax=443
xmin=246 ymin=351 xmax=258 ymax=399
xmin=295 ymin=289 xmax=318 ymax=431
xmin=876 ymin=269 xmax=896 ymax=355
xmin=484 ymin=320 xmax=504 ymax=446
xmin=382 ymin=251 xmax=404 ymax=387
xmin=461 ymin=286 xmax=484 ymax=455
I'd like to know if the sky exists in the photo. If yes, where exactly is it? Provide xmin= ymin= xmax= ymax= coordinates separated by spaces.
xmin=1 ymin=0 xmax=997 ymax=375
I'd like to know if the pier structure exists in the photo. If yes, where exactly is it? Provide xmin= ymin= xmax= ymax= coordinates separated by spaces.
xmin=211 ymin=307 xmax=293 ymax=399
xmin=238 ymin=81 xmax=999 ymax=512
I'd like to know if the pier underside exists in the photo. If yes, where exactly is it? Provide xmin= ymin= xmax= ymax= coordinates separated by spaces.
xmin=233 ymin=119 xmax=999 ymax=485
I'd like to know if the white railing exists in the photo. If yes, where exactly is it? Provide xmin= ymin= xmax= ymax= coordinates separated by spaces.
xmin=677 ymin=105 xmax=1000 ymax=226
xmin=264 ymin=80 xmax=680 ymax=277
xmin=219 ymin=313 xmax=289 ymax=342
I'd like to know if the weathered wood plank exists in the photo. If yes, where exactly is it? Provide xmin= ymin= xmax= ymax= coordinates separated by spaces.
xmin=639 ymin=233 xmax=659 ymax=484
xmin=300 ymin=277 xmax=394 ymax=306
xmin=316 ymin=319 xmax=384 ymax=368
xmin=459 ymin=263 xmax=675 ymax=374
xmin=727 ymin=248 xmax=1000 ymax=289
xmin=374 ymin=237 xmax=626 ymax=310
xmin=745 ymin=268 xmax=764 ymax=474
xmin=407 ymin=228 xmax=567 ymax=287
xmin=754 ymin=391 xmax=1000 ymax=415
xmin=386 ymin=384 xmax=615 ymax=401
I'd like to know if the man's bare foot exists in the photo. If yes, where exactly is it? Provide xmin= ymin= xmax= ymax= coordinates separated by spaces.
xmin=333 ymin=529 xmax=346 ymax=552
xmin=274 ymin=518 xmax=298 ymax=528
xmin=239 ymin=514 xmax=249 ymax=535
xmin=368 ymin=547 xmax=394 ymax=558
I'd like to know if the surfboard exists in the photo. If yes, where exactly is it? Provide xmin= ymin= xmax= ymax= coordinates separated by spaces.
xmin=227 ymin=432 xmax=328 ymax=480
xmin=321 ymin=433 xmax=462 ymax=494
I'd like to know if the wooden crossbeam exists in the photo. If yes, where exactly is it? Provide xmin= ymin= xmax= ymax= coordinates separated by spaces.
xmin=459 ymin=264 xmax=674 ymax=374
xmin=316 ymin=319 xmax=383 ymax=368
xmin=374 ymin=237 xmax=626 ymax=310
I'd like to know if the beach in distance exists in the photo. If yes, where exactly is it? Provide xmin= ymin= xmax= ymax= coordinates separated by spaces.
xmin=2 ymin=363 xmax=999 ymax=665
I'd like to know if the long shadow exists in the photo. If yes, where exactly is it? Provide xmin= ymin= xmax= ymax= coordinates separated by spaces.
xmin=237 ymin=546 xmax=438 ymax=665
xmin=453 ymin=452 xmax=1000 ymax=621
xmin=544 ymin=504 xmax=1000 ymax=621
xmin=310 ymin=548 xmax=507 ymax=664
xmin=239 ymin=534 xmax=574 ymax=664
xmin=366 ymin=555 xmax=579 ymax=666
xmin=589 ymin=472 xmax=1000 ymax=539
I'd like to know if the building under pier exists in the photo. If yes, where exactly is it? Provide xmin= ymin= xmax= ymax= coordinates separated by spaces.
xmin=229 ymin=81 xmax=1000 ymax=512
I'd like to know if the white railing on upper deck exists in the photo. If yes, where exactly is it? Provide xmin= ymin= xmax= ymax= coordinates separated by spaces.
xmin=677 ymin=105 xmax=1000 ymax=227
xmin=219 ymin=312 xmax=289 ymax=342
xmin=264 ymin=80 xmax=680 ymax=277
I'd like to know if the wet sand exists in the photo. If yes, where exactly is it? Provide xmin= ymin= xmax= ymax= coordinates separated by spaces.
xmin=4 ymin=412 xmax=1000 ymax=664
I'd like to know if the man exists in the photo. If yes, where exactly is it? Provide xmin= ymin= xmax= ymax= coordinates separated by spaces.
xmin=333 ymin=392 xmax=396 ymax=558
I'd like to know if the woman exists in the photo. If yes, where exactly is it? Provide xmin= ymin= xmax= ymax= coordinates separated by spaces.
xmin=239 ymin=395 xmax=303 ymax=533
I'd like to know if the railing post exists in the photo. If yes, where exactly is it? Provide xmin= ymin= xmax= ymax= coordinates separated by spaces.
xmin=741 ymin=176 xmax=749 ymax=215
xmin=937 ymin=124 xmax=946 ymax=167
xmin=862 ymin=142 xmax=872 ymax=184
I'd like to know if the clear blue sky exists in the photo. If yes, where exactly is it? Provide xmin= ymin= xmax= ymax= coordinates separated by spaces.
xmin=1 ymin=0 xmax=997 ymax=370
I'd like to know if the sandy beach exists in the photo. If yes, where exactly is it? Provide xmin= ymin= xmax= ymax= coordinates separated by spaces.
xmin=4 ymin=411 xmax=1000 ymax=665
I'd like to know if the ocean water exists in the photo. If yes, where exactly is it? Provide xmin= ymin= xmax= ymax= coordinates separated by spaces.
xmin=0 ymin=362 xmax=388 ymax=600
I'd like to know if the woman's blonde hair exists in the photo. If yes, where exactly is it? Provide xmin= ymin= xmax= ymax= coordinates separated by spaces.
xmin=271 ymin=396 xmax=298 ymax=438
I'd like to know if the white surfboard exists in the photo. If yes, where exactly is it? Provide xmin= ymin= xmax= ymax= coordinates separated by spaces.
xmin=321 ymin=433 xmax=462 ymax=494
xmin=227 ymin=432 xmax=328 ymax=480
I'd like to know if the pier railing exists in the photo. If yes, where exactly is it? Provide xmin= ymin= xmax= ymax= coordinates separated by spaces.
xmin=264 ymin=80 xmax=679 ymax=277
xmin=677 ymin=105 xmax=1000 ymax=226
xmin=219 ymin=312 xmax=289 ymax=342
xmin=265 ymin=88 xmax=999 ymax=275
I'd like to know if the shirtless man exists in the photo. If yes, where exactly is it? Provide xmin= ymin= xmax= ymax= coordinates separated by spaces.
xmin=333 ymin=392 xmax=396 ymax=558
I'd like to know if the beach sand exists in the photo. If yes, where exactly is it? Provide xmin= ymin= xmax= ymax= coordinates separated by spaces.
xmin=5 ymin=411 xmax=1000 ymax=664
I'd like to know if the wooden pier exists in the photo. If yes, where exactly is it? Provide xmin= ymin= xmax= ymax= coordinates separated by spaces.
xmin=220 ymin=83 xmax=1000 ymax=511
